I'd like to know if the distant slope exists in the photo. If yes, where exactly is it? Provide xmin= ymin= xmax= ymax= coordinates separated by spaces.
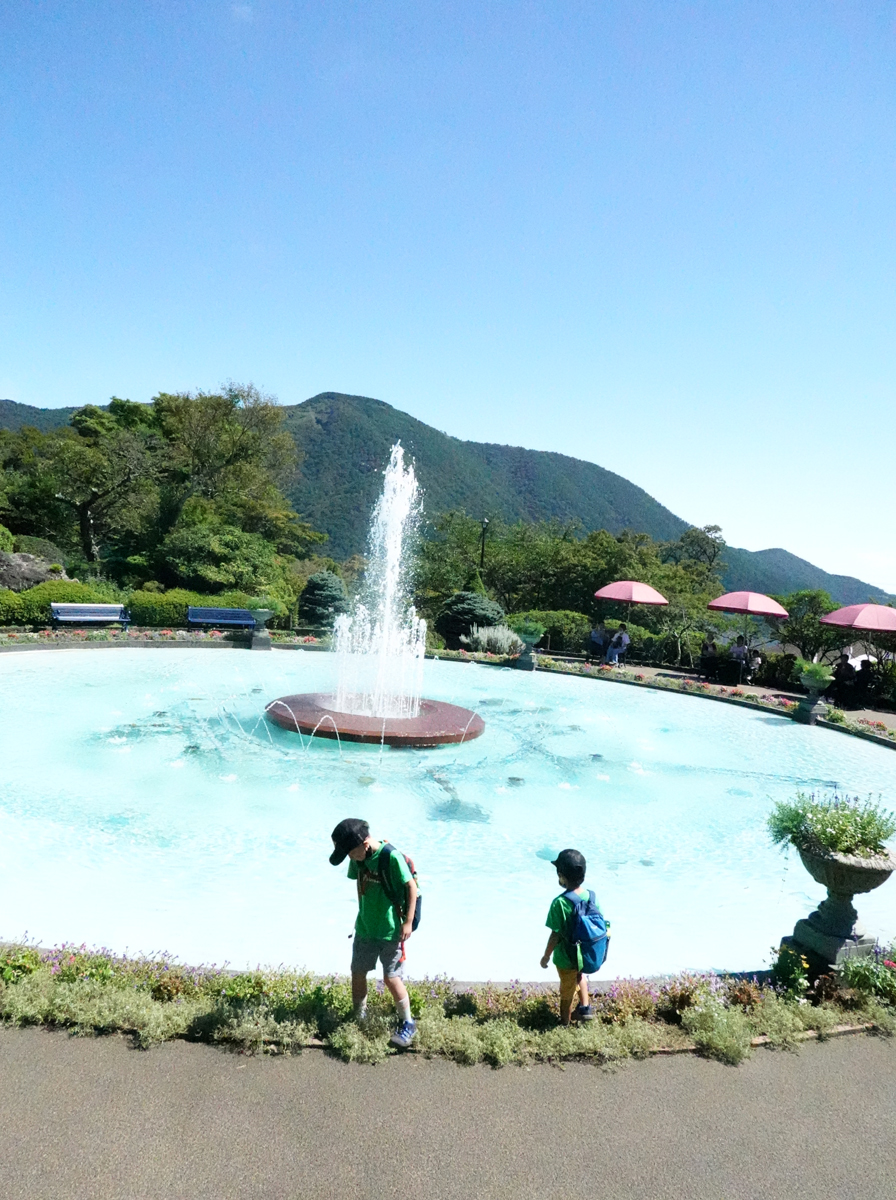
xmin=2 ymin=392 xmax=892 ymax=604
xmin=0 ymin=399 xmax=78 ymax=433
xmin=282 ymin=393 xmax=689 ymax=557
xmin=721 ymin=546 xmax=891 ymax=606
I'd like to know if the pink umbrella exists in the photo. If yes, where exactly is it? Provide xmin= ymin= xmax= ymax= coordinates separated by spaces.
xmin=707 ymin=591 xmax=789 ymax=619
xmin=819 ymin=604 xmax=896 ymax=633
xmin=594 ymin=581 xmax=669 ymax=606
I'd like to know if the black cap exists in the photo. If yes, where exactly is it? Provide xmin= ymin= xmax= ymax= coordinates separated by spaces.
xmin=551 ymin=848 xmax=586 ymax=880
xmin=329 ymin=818 xmax=369 ymax=865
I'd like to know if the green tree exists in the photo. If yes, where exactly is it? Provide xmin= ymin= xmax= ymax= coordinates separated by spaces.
xmin=298 ymin=571 xmax=349 ymax=628
xmin=774 ymin=590 xmax=842 ymax=661
xmin=435 ymin=591 xmax=505 ymax=648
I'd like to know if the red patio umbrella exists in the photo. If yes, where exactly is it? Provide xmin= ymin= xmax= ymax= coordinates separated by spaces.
xmin=594 ymin=581 xmax=669 ymax=606
xmin=706 ymin=591 xmax=788 ymax=682
xmin=819 ymin=604 xmax=896 ymax=633
xmin=707 ymin=591 xmax=789 ymax=619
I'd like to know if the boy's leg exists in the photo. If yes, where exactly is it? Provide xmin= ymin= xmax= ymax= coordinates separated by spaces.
xmin=351 ymin=971 xmax=370 ymax=1017
xmin=577 ymin=972 xmax=590 ymax=1007
xmin=557 ymin=968 xmax=579 ymax=1025
xmin=351 ymin=938 xmax=379 ymax=1018
xmin=382 ymin=943 xmax=413 ymax=1024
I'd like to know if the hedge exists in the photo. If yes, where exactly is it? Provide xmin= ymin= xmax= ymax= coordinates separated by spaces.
xmin=508 ymin=610 xmax=591 ymax=653
xmin=0 ymin=581 xmax=114 ymax=625
xmin=126 ymin=588 xmax=259 ymax=627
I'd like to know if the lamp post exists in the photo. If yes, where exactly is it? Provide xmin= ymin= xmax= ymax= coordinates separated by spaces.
xmin=479 ymin=518 xmax=489 ymax=572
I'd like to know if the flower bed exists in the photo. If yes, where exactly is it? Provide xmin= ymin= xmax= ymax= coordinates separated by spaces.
xmin=0 ymin=627 xmax=323 ymax=647
xmin=1 ymin=941 xmax=893 ymax=1067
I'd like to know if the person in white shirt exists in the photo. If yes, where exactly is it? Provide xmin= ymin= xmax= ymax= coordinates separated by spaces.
xmin=606 ymin=624 xmax=630 ymax=664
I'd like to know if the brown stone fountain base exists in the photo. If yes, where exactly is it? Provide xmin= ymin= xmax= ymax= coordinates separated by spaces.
xmin=265 ymin=693 xmax=485 ymax=747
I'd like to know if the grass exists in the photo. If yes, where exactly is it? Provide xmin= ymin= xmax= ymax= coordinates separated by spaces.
xmin=2 ymin=942 xmax=894 ymax=1067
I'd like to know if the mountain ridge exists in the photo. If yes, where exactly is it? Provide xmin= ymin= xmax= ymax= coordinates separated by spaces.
xmin=2 ymin=393 xmax=891 ymax=605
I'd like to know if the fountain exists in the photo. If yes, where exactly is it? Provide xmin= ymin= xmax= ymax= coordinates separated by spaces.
xmin=265 ymin=443 xmax=485 ymax=746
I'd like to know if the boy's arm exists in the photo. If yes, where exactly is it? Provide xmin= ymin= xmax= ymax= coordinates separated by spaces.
xmin=400 ymin=875 xmax=418 ymax=941
xmin=540 ymin=931 xmax=560 ymax=969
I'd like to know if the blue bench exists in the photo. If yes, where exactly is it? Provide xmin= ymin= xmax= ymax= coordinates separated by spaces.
xmin=187 ymin=606 xmax=257 ymax=630
xmin=51 ymin=603 xmax=131 ymax=627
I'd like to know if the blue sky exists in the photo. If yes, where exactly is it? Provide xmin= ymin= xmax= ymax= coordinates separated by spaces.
xmin=2 ymin=2 xmax=895 ymax=588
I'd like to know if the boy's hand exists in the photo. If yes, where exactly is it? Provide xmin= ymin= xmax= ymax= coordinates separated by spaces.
xmin=540 ymin=955 xmax=550 ymax=969
xmin=401 ymin=919 xmax=413 ymax=942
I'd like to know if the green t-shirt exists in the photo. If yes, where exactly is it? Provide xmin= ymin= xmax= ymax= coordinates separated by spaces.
xmin=546 ymin=888 xmax=593 ymax=971
xmin=347 ymin=843 xmax=414 ymax=941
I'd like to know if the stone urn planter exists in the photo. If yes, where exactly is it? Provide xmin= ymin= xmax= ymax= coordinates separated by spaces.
xmin=250 ymin=608 xmax=276 ymax=651
xmin=794 ymin=671 xmax=830 ymax=726
xmin=786 ymin=845 xmax=896 ymax=968
xmin=514 ymin=631 xmax=541 ymax=672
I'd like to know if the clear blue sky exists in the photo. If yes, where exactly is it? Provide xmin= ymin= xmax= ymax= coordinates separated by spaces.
xmin=2 ymin=2 xmax=895 ymax=588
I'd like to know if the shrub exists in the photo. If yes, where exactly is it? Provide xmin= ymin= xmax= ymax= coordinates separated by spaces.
xmin=0 ymin=588 xmax=22 ymax=624
xmin=753 ymin=652 xmax=799 ymax=690
xmin=0 ymin=944 xmax=42 ymax=984
xmin=125 ymin=588 xmax=259 ymax=627
xmin=436 ymin=592 xmax=505 ymax=648
xmin=769 ymin=944 xmax=810 ymax=998
xmin=768 ymin=791 xmax=896 ymax=858
xmin=508 ymin=610 xmax=591 ymax=653
xmin=14 ymin=580 xmax=112 ymax=624
xmin=460 ymin=624 xmax=523 ymax=655
xmin=0 ymin=523 xmax=13 ymax=553
xmin=11 ymin=534 xmax=69 ymax=564
xmin=681 ymin=1003 xmax=753 ymax=1065
xmin=839 ymin=951 xmax=896 ymax=1005
xmin=297 ymin=571 xmax=349 ymax=629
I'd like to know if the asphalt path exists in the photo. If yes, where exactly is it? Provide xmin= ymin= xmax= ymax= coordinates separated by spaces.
xmin=1 ymin=1027 xmax=894 ymax=1199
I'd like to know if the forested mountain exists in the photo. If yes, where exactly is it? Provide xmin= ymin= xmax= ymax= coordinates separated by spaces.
xmin=0 ymin=399 xmax=78 ymax=433
xmin=2 ymin=392 xmax=891 ymax=604
xmin=280 ymin=392 xmax=689 ymax=556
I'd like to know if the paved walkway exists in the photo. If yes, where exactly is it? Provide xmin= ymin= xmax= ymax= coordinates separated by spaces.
xmin=2 ymin=1026 xmax=894 ymax=1199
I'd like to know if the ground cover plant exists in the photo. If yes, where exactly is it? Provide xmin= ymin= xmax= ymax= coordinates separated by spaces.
xmin=1 ymin=942 xmax=893 ymax=1067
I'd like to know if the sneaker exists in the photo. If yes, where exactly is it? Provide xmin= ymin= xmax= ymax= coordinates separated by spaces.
xmin=390 ymin=1019 xmax=417 ymax=1049
xmin=573 ymin=1004 xmax=594 ymax=1022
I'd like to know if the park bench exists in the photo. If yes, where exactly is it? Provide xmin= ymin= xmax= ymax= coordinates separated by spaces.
xmin=51 ymin=603 xmax=131 ymax=627
xmin=186 ymin=606 xmax=257 ymax=630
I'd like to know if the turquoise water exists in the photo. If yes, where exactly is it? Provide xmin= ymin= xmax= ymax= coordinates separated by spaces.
xmin=1 ymin=647 xmax=894 ymax=979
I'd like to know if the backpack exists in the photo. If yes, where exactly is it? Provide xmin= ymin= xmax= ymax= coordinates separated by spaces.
xmin=561 ymin=889 xmax=608 ymax=973
xmin=376 ymin=842 xmax=422 ymax=933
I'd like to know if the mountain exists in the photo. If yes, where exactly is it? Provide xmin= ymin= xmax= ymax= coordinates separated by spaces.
xmin=0 ymin=399 xmax=78 ymax=433
xmin=2 ymin=393 xmax=892 ymax=604
xmin=720 ymin=546 xmax=891 ymax=606
xmin=281 ymin=394 xmax=893 ymax=604
xmin=280 ymin=393 xmax=689 ymax=556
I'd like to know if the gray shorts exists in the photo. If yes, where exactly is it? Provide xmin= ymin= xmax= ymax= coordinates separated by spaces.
xmin=351 ymin=937 xmax=405 ymax=978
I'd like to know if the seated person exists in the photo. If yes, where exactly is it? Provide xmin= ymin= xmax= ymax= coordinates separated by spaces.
xmin=745 ymin=649 xmax=762 ymax=683
xmin=700 ymin=637 xmax=719 ymax=680
xmin=827 ymin=654 xmax=856 ymax=706
xmin=606 ymin=623 xmax=630 ymax=664
xmin=854 ymin=658 xmax=877 ymax=705
xmin=588 ymin=622 xmax=610 ymax=661
xmin=729 ymin=635 xmax=748 ymax=662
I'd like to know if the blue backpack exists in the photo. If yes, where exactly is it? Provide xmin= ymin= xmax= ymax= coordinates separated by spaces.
xmin=562 ymin=889 xmax=609 ymax=973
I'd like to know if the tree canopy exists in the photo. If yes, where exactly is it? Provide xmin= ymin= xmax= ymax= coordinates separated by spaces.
xmin=0 ymin=385 xmax=325 ymax=604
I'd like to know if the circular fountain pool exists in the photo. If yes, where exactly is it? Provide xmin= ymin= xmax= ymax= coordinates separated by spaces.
xmin=1 ymin=647 xmax=894 ymax=979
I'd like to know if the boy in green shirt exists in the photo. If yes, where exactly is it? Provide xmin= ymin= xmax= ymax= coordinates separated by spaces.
xmin=330 ymin=817 xmax=419 ymax=1048
xmin=540 ymin=848 xmax=596 ymax=1025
